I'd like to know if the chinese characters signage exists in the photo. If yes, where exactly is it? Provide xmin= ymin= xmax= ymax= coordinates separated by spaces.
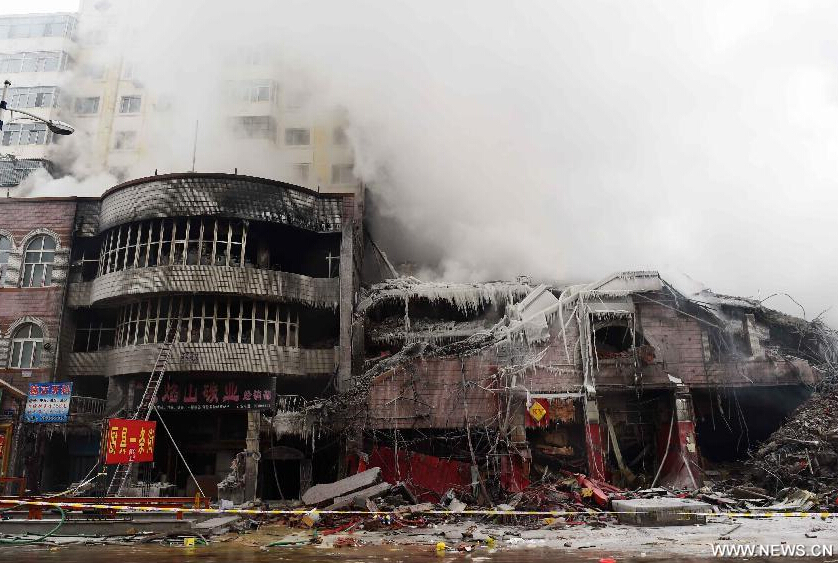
xmin=24 ymin=382 xmax=72 ymax=423
xmin=104 ymin=419 xmax=156 ymax=465
xmin=156 ymin=377 xmax=276 ymax=411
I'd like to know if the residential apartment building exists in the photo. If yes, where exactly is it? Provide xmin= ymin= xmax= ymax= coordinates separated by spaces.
xmin=0 ymin=12 xmax=78 ymax=186
xmin=1 ymin=2 xmax=357 ymax=193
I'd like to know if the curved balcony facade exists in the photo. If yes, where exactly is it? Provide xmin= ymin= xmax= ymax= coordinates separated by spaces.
xmin=99 ymin=174 xmax=346 ymax=233
xmin=67 ymin=265 xmax=340 ymax=308
xmin=62 ymin=173 xmax=358 ymax=386
xmin=65 ymin=342 xmax=336 ymax=378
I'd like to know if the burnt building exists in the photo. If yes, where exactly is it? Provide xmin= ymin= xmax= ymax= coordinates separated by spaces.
xmin=349 ymin=272 xmax=826 ymax=499
xmin=0 ymin=182 xmax=831 ymax=503
xmin=0 ymin=173 xmax=363 ymax=498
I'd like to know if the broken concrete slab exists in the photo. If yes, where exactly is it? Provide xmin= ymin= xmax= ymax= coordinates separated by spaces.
xmin=612 ymin=498 xmax=711 ymax=526
xmin=324 ymin=481 xmax=392 ymax=510
xmin=194 ymin=515 xmax=241 ymax=535
xmin=302 ymin=467 xmax=381 ymax=506
xmin=395 ymin=502 xmax=436 ymax=515
xmin=447 ymin=498 xmax=467 ymax=513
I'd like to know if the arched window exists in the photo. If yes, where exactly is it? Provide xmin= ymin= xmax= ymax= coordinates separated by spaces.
xmin=0 ymin=235 xmax=11 ymax=283
xmin=22 ymin=234 xmax=55 ymax=287
xmin=9 ymin=323 xmax=44 ymax=369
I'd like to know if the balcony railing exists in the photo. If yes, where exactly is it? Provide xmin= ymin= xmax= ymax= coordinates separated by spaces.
xmin=69 ymin=395 xmax=107 ymax=417
xmin=275 ymin=394 xmax=307 ymax=413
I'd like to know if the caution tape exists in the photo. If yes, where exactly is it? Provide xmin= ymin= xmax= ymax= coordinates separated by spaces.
xmin=0 ymin=499 xmax=835 ymax=519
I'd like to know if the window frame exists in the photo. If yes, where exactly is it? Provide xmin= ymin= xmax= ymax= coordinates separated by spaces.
xmin=21 ymin=234 xmax=56 ymax=287
xmin=118 ymin=95 xmax=142 ymax=114
xmin=74 ymin=96 xmax=100 ymax=114
xmin=8 ymin=323 xmax=44 ymax=369
xmin=284 ymin=128 xmax=311 ymax=146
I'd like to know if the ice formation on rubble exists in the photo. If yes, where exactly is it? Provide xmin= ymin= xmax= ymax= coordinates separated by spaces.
xmin=359 ymin=277 xmax=532 ymax=315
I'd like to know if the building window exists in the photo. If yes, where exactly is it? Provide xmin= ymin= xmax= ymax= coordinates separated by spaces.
xmin=0 ymin=52 xmax=70 ymax=73
xmin=99 ymin=217 xmax=248 ymax=275
xmin=333 ymin=127 xmax=348 ymax=145
xmin=284 ymin=128 xmax=310 ymax=146
xmin=2 ymin=124 xmax=49 ymax=146
xmin=113 ymin=131 xmax=137 ymax=150
xmin=114 ymin=296 xmax=299 ymax=348
xmin=230 ymin=116 xmax=276 ymax=140
xmin=226 ymin=79 xmax=277 ymax=103
xmin=0 ymin=235 xmax=10 ymax=284
xmin=22 ymin=234 xmax=56 ymax=287
xmin=291 ymin=163 xmax=310 ymax=184
xmin=331 ymin=164 xmax=354 ymax=184
xmin=74 ymin=96 xmax=100 ymax=114
xmin=0 ymin=15 xmax=76 ymax=39
xmin=8 ymin=323 xmax=44 ymax=369
xmin=118 ymin=95 xmax=141 ymax=114
xmin=8 ymin=86 xmax=59 ymax=109
xmin=73 ymin=311 xmax=117 ymax=352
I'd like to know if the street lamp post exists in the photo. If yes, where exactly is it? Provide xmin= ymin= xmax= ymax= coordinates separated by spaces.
xmin=1 ymin=79 xmax=75 ymax=137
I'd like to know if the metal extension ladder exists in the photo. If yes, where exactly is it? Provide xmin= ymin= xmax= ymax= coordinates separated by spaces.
xmin=106 ymin=304 xmax=183 ymax=497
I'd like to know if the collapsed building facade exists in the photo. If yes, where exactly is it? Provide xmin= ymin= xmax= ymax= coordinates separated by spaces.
xmin=0 ymin=173 xmax=832 ymax=501
xmin=342 ymin=272 xmax=826 ymax=500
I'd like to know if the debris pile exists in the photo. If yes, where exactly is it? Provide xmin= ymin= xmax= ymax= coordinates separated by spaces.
xmin=747 ymin=380 xmax=838 ymax=497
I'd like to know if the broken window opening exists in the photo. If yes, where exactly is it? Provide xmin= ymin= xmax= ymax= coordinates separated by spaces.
xmin=592 ymin=322 xmax=648 ymax=359
xmin=72 ymin=308 xmax=117 ymax=352
xmin=112 ymin=296 xmax=303 ymax=348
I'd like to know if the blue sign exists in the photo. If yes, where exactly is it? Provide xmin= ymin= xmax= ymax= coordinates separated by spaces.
xmin=24 ymin=382 xmax=73 ymax=423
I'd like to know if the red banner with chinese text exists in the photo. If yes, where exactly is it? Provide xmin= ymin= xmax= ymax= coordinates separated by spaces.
xmin=104 ymin=419 xmax=156 ymax=465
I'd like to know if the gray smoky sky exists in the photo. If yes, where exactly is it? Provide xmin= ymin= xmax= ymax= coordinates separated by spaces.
xmin=14 ymin=0 xmax=838 ymax=325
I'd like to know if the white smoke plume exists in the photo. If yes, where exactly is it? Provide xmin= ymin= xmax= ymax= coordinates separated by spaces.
xmin=10 ymin=0 xmax=838 ymax=325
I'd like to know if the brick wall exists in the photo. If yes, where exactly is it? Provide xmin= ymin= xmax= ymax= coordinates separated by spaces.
xmin=367 ymin=355 xmax=502 ymax=429
xmin=0 ymin=198 xmax=77 ymax=413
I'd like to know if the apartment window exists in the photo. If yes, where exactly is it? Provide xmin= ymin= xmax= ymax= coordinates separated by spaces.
xmin=113 ymin=131 xmax=137 ymax=150
xmin=0 ymin=235 xmax=10 ymax=284
xmin=100 ymin=217 xmax=248 ymax=275
xmin=331 ymin=164 xmax=354 ymax=184
xmin=250 ymin=81 xmax=272 ymax=102
xmin=227 ymin=79 xmax=276 ymax=103
xmin=291 ymin=163 xmax=310 ymax=184
xmin=73 ymin=311 xmax=117 ymax=352
xmin=285 ymin=128 xmax=310 ymax=146
xmin=74 ymin=96 xmax=100 ymax=114
xmin=2 ymin=124 xmax=49 ymax=146
xmin=0 ymin=15 xmax=76 ymax=39
xmin=119 ymin=95 xmax=141 ymax=114
xmin=22 ymin=234 xmax=55 ymax=287
xmin=114 ymin=296 xmax=299 ymax=347
xmin=0 ymin=52 xmax=69 ymax=73
xmin=8 ymin=86 xmax=59 ymax=109
xmin=9 ymin=323 xmax=44 ymax=369
xmin=333 ymin=127 xmax=348 ymax=145
xmin=230 ymin=116 xmax=276 ymax=140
